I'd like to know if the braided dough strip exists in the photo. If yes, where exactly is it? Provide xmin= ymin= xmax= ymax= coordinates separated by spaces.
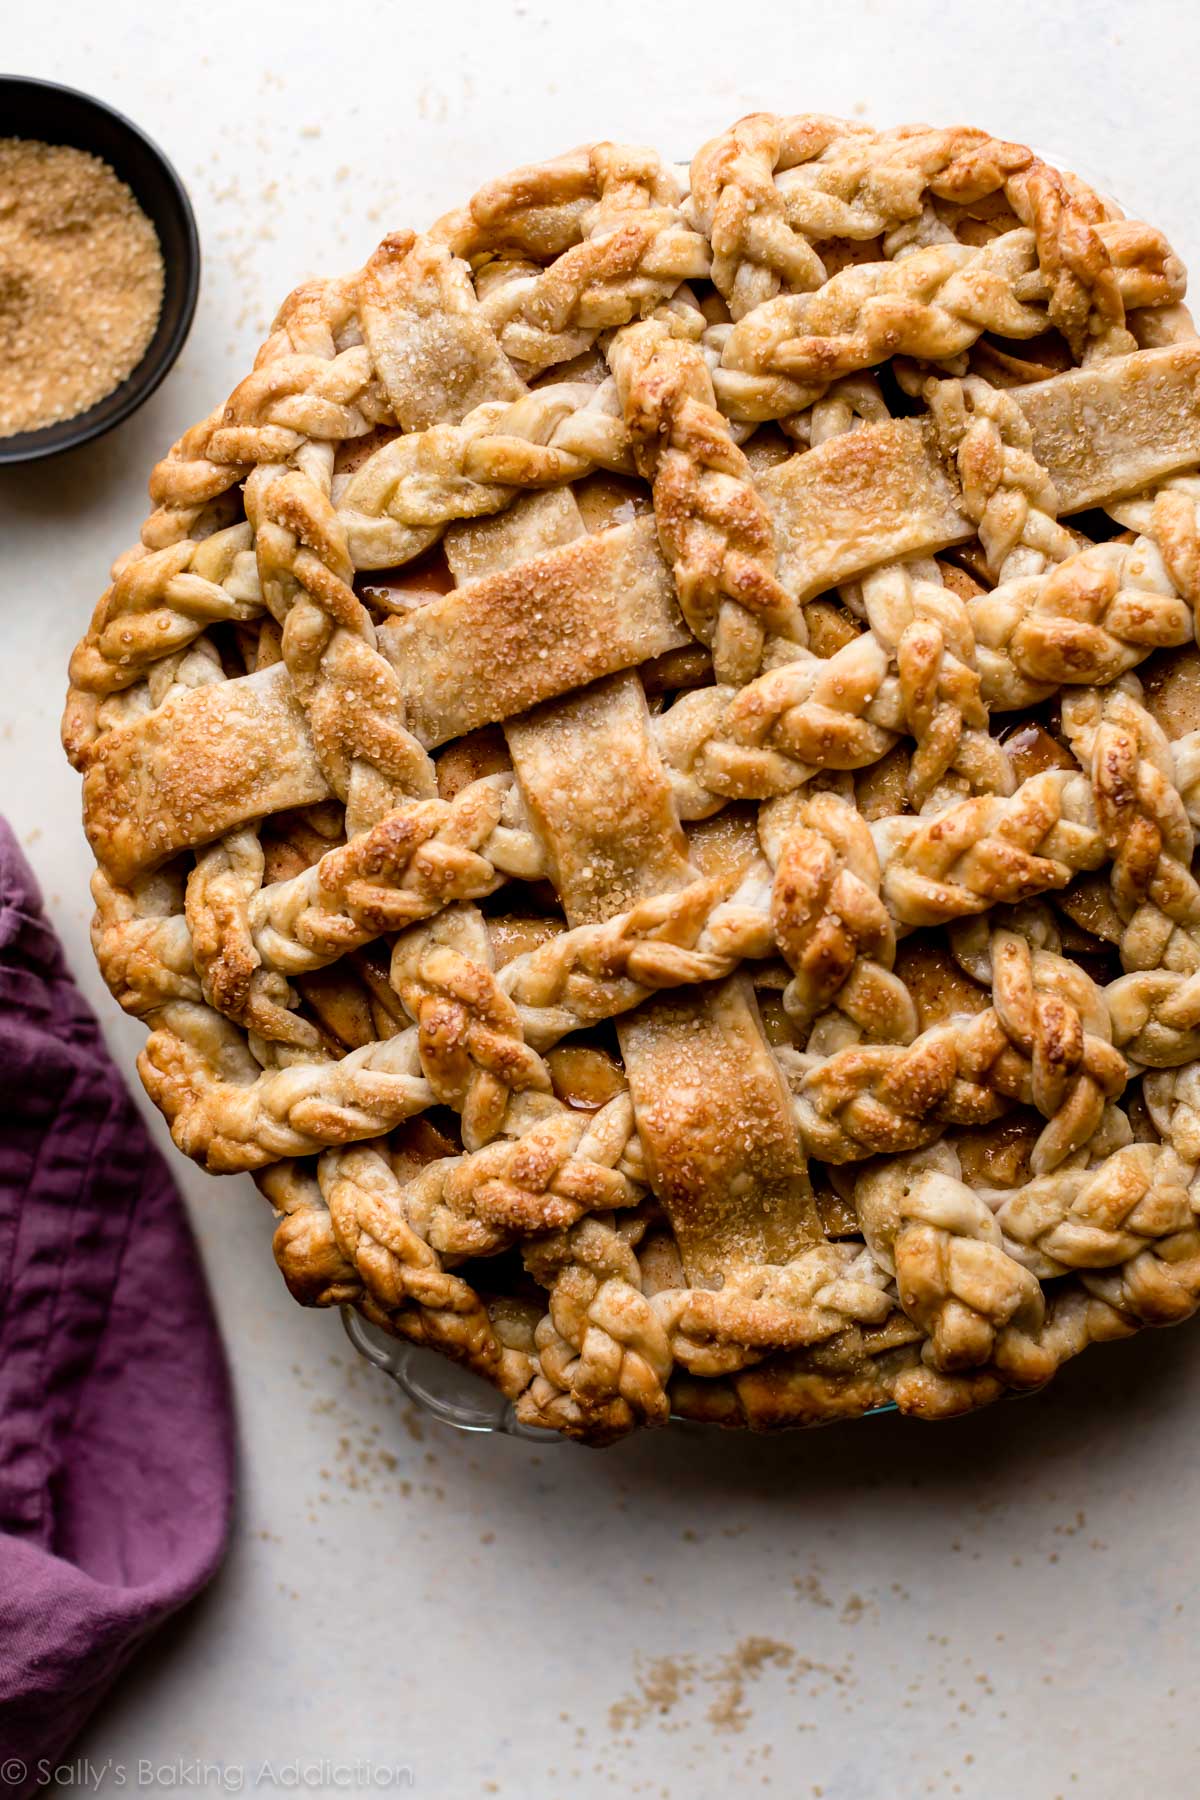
xmin=270 ymin=1091 xmax=644 ymax=1269
xmin=140 ymin=276 xmax=390 ymax=551
xmin=92 ymin=739 xmax=1103 ymax=1030
xmin=335 ymin=379 xmax=632 ymax=570
xmin=688 ymin=115 xmax=1181 ymax=351
xmin=760 ymin=789 xmax=916 ymax=1048
xmin=515 ymin=1125 xmax=1198 ymax=1438
xmin=1061 ymin=682 xmax=1200 ymax=1065
xmin=244 ymin=452 xmax=436 ymax=835
xmin=128 ymin=841 xmax=820 ymax=1171
xmin=855 ymin=1144 xmax=1051 ymax=1383
xmin=987 ymin=1140 xmax=1195 ymax=1277
xmin=104 ymin=713 xmax=1138 ymax=1168
xmin=126 ymin=804 xmax=1126 ymax=1176
xmin=516 ymin=1214 xmax=899 ymax=1439
xmin=711 ymin=227 xmax=1181 ymax=418
xmin=263 ymin=1152 xmax=534 ymax=1395
xmin=786 ymin=925 xmax=1127 ymax=1172
xmin=65 ymin=523 xmax=262 ymax=720
xmin=441 ymin=143 xmax=712 ymax=378
xmin=671 ymin=1218 xmax=1200 ymax=1430
xmin=607 ymin=312 xmax=799 ymax=686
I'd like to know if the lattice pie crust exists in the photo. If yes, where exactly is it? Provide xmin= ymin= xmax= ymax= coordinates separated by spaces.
xmin=63 ymin=116 xmax=1200 ymax=1441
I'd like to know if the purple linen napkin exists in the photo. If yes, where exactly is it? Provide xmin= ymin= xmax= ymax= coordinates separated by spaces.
xmin=0 ymin=819 xmax=235 ymax=1790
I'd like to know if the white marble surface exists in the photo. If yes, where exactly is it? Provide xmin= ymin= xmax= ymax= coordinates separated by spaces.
xmin=5 ymin=3 xmax=1200 ymax=1793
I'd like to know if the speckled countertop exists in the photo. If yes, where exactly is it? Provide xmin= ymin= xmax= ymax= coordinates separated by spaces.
xmin=5 ymin=4 xmax=1200 ymax=1793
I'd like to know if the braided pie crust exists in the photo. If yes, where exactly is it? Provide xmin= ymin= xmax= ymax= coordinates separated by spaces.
xmin=63 ymin=116 xmax=1200 ymax=1442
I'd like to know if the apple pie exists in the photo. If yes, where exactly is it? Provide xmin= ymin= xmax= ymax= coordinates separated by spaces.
xmin=63 ymin=115 xmax=1200 ymax=1441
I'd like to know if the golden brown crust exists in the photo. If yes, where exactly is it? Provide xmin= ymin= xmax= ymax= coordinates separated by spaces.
xmin=1012 ymin=343 xmax=1200 ymax=513
xmin=378 ymin=520 xmax=689 ymax=746
xmin=82 ymin=665 xmax=329 ymax=883
xmin=758 ymin=420 xmax=972 ymax=601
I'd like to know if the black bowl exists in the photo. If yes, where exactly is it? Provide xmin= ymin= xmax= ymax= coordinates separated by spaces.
xmin=0 ymin=75 xmax=200 ymax=465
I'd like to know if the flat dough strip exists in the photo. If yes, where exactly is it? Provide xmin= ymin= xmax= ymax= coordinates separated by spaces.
xmin=358 ymin=233 xmax=526 ymax=431
xmin=444 ymin=487 xmax=587 ymax=581
xmin=378 ymin=517 xmax=690 ymax=746
xmin=758 ymin=418 xmax=972 ymax=602
xmin=621 ymin=975 xmax=820 ymax=1283
xmin=507 ymin=672 xmax=693 ymax=926
xmin=83 ymin=664 xmax=329 ymax=882
xmin=507 ymin=671 xmax=819 ymax=1283
xmin=1014 ymin=343 xmax=1200 ymax=512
